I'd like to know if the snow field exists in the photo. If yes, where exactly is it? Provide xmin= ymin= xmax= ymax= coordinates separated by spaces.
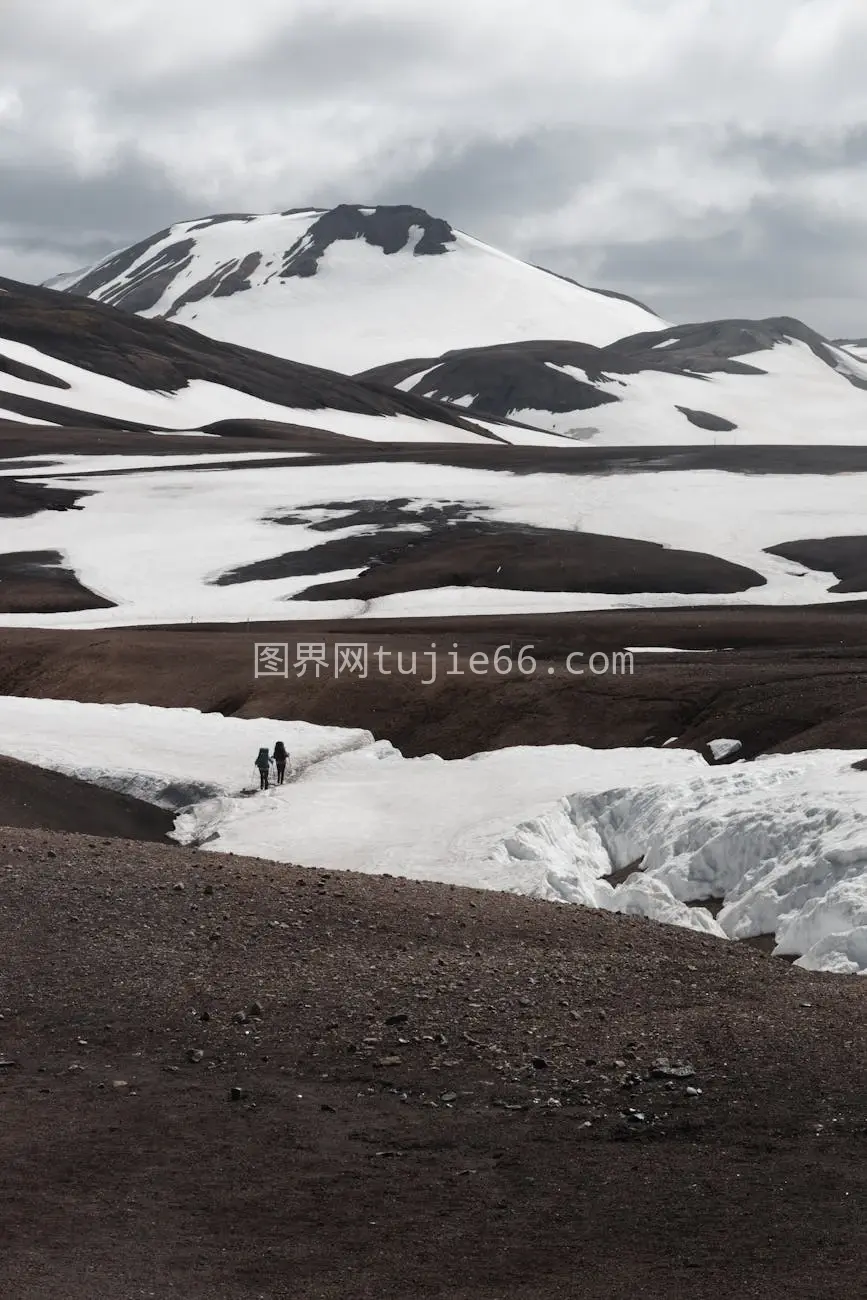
xmin=0 ymin=696 xmax=865 ymax=974
xmin=0 ymin=455 xmax=865 ymax=627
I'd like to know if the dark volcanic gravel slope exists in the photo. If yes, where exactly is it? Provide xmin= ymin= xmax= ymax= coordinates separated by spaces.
xmin=0 ymin=277 xmax=487 ymax=433
xmin=1 ymin=828 xmax=866 ymax=1298
xmin=0 ymin=612 xmax=866 ymax=756
xmin=0 ymin=757 xmax=173 ymax=839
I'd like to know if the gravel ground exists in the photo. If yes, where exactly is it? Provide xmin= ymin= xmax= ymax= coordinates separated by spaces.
xmin=1 ymin=826 xmax=866 ymax=1298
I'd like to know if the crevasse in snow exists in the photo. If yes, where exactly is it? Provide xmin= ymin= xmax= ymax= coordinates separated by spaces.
xmin=0 ymin=697 xmax=865 ymax=975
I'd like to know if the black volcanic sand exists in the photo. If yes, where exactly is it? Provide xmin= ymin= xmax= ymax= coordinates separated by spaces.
xmin=0 ymin=550 xmax=114 ymax=614
xmin=1 ymin=610 xmax=867 ymax=756
xmin=1 ymin=828 xmax=866 ymax=1298
xmin=0 ymin=756 xmax=172 ymax=839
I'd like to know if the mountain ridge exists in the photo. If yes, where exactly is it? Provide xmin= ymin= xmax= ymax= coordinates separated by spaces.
xmin=46 ymin=203 xmax=666 ymax=371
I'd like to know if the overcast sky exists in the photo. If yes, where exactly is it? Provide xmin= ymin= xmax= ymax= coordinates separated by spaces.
xmin=2 ymin=0 xmax=867 ymax=335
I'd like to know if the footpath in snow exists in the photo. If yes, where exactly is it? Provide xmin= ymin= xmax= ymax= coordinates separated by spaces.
xmin=0 ymin=697 xmax=866 ymax=975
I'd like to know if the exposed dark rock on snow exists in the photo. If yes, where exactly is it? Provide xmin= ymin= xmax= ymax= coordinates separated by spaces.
xmin=0 ymin=549 xmax=114 ymax=613
xmin=278 ymin=204 xmax=456 ymax=279
xmin=0 ymin=277 xmax=487 ymax=432
xmin=46 ymin=205 xmax=664 ymax=370
xmin=56 ymin=206 xmax=459 ymax=314
xmin=675 ymin=406 xmax=738 ymax=432
xmin=53 ymin=226 xmax=181 ymax=304
xmin=361 ymin=317 xmax=865 ymax=426
xmin=0 ymin=352 xmax=70 ymax=389
xmin=277 ymin=498 xmax=475 ymax=533
xmin=363 ymin=341 xmax=620 ymax=419
xmin=0 ymin=478 xmax=91 ymax=518
xmin=216 ymin=522 xmax=767 ymax=600
xmin=766 ymin=536 xmax=867 ymax=593
xmin=170 ymin=251 xmax=263 ymax=313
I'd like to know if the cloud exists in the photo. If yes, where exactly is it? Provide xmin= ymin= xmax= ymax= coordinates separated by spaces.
xmin=1 ymin=0 xmax=866 ymax=335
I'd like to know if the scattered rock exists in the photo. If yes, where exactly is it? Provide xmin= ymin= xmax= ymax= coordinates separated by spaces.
xmin=229 ymin=1086 xmax=246 ymax=1102
xmin=385 ymin=1012 xmax=409 ymax=1026
xmin=650 ymin=1057 xmax=696 ymax=1079
xmin=249 ymin=1001 xmax=264 ymax=1018
xmin=532 ymin=1057 xmax=549 ymax=1070
xmin=173 ymin=882 xmax=185 ymax=892
xmin=376 ymin=1055 xmax=403 ymax=1068
xmin=186 ymin=1048 xmax=204 ymax=1064
xmin=440 ymin=1092 xmax=458 ymax=1103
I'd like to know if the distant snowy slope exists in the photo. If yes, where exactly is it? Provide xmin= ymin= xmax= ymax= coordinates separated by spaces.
xmin=0 ymin=276 xmax=495 ymax=442
xmin=3 ymin=452 xmax=867 ymax=626
xmin=361 ymin=318 xmax=867 ymax=443
xmin=834 ymin=338 xmax=867 ymax=363
xmin=47 ymin=205 xmax=665 ymax=371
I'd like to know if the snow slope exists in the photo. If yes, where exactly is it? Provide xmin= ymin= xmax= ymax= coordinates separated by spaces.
xmin=0 ymin=275 xmax=498 ymax=444
xmin=0 ymin=337 xmax=492 ymax=443
xmin=48 ymin=205 xmax=664 ymax=372
xmin=1 ymin=453 xmax=866 ymax=626
xmin=0 ymin=696 xmax=865 ymax=974
xmin=367 ymin=323 xmax=867 ymax=443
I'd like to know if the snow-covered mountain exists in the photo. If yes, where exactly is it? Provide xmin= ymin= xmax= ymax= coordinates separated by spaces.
xmin=47 ymin=204 xmax=665 ymax=371
xmin=0 ymin=276 xmax=501 ymax=443
xmin=834 ymin=337 xmax=867 ymax=362
xmin=360 ymin=318 xmax=867 ymax=443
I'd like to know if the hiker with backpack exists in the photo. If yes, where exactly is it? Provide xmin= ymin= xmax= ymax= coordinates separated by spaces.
xmin=254 ymin=746 xmax=271 ymax=790
xmin=273 ymin=740 xmax=289 ymax=785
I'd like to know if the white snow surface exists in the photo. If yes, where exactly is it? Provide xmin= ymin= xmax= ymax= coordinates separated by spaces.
xmin=0 ymin=696 xmax=866 ymax=974
xmin=0 ymin=335 xmax=498 ymax=445
xmin=51 ymin=210 xmax=664 ymax=371
xmin=411 ymin=338 xmax=867 ymax=443
xmin=0 ymin=454 xmax=865 ymax=627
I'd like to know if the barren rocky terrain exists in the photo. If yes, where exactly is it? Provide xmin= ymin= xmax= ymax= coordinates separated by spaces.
xmin=2 ymin=825 xmax=866 ymax=1299
xmin=0 ymin=608 xmax=866 ymax=757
